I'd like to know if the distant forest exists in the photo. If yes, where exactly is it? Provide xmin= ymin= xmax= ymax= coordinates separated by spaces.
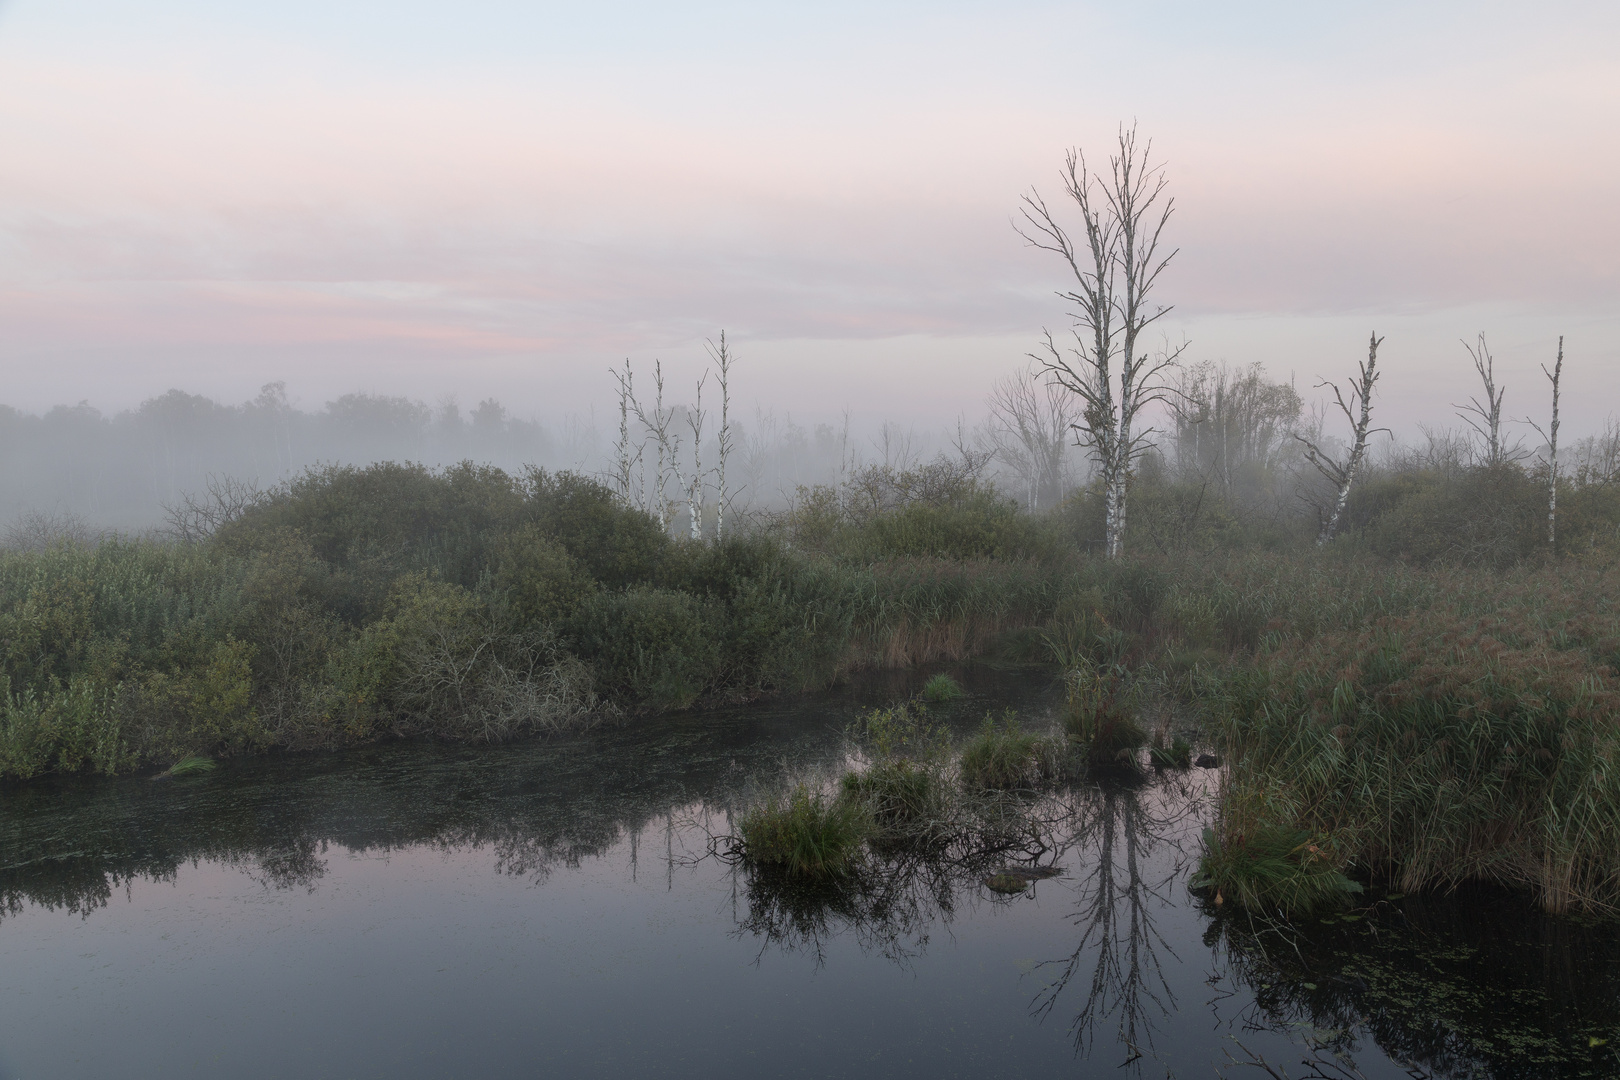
xmin=0 ymin=384 xmax=571 ymax=530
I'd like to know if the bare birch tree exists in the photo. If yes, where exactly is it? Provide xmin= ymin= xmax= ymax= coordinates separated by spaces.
xmin=1526 ymin=336 xmax=1564 ymax=551
xmin=708 ymin=332 xmax=736 ymax=541
xmin=1295 ymin=334 xmax=1386 ymax=545
xmin=629 ymin=361 xmax=680 ymax=530
xmin=1455 ymin=333 xmax=1525 ymax=468
xmin=675 ymin=375 xmax=707 ymax=540
xmin=982 ymin=362 xmax=1078 ymax=510
xmin=610 ymin=359 xmax=645 ymax=511
xmin=1017 ymin=125 xmax=1185 ymax=559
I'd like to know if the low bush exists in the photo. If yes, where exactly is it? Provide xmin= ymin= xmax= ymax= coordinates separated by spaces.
xmin=920 ymin=673 xmax=963 ymax=703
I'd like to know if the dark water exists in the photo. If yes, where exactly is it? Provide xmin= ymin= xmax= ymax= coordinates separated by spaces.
xmin=2 ymin=668 xmax=1617 ymax=1079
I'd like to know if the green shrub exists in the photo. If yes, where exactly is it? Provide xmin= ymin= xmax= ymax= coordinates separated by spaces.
xmin=739 ymin=784 xmax=869 ymax=879
xmin=569 ymin=586 xmax=719 ymax=709
xmin=487 ymin=523 xmax=597 ymax=629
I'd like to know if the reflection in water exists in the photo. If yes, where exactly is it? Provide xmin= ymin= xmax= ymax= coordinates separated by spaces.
xmin=1030 ymin=772 xmax=1207 ymax=1071
xmin=2 ymin=675 xmax=1618 ymax=1080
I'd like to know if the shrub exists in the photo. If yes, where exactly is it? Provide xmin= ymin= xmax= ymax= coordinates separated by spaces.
xmin=739 ymin=785 xmax=869 ymax=879
xmin=569 ymin=587 xmax=719 ymax=709
xmin=486 ymin=523 xmax=598 ymax=629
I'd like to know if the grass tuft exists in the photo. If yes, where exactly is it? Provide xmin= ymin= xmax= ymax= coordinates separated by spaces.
xmin=959 ymin=710 xmax=1064 ymax=790
xmin=166 ymin=755 xmax=217 ymax=777
xmin=739 ymin=785 xmax=869 ymax=880
xmin=920 ymin=673 xmax=964 ymax=704
xmin=1192 ymin=826 xmax=1362 ymax=915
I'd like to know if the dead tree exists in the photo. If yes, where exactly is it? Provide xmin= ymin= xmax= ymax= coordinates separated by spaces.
xmin=983 ymin=362 xmax=1077 ymax=510
xmin=629 ymin=361 xmax=680 ymax=530
xmin=1018 ymin=125 xmax=1184 ymax=558
xmin=675 ymin=374 xmax=708 ymax=541
xmin=1295 ymin=334 xmax=1385 ymax=545
xmin=1455 ymin=333 xmax=1524 ymax=468
xmin=610 ymin=359 xmax=646 ymax=511
xmin=708 ymin=332 xmax=736 ymax=542
xmin=1526 ymin=336 xmax=1564 ymax=551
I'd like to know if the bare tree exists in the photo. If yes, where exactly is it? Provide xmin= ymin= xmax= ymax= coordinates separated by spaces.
xmin=1525 ymin=336 xmax=1564 ymax=551
xmin=1018 ymin=125 xmax=1185 ymax=559
xmin=983 ymin=362 xmax=1078 ymax=510
xmin=1295 ymin=334 xmax=1386 ymax=545
xmin=629 ymin=361 xmax=681 ymax=530
xmin=1455 ymin=333 xmax=1525 ymax=468
xmin=675 ymin=375 xmax=708 ymax=541
xmin=162 ymin=474 xmax=264 ymax=544
xmin=609 ymin=359 xmax=646 ymax=511
xmin=708 ymin=332 xmax=736 ymax=542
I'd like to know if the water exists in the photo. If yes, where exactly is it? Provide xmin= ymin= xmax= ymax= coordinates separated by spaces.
xmin=1 ymin=668 xmax=1616 ymax=1079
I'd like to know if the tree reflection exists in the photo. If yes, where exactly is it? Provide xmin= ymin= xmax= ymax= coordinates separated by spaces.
xmin=1029 ymin=771 xmax=1207 ymax=1072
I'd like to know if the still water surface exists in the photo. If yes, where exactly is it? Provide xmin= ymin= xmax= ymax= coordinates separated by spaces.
xmin=2 ymin=668 xmax=1616 ymax=1079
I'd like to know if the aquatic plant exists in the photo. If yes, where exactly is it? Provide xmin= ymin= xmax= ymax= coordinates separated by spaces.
xmin=958 ymin=710 xmax=1065 ymax=790
xmin=738 ymin=785 xmax=869 ymax=880
xmin=164 ymin=755 xmax=216 ymax=777
xmin=1148 ymin=737 xmax=1191 ymax=770
xmin=1192 ymin=826 xmax=1361 ymax=915
xmin=920 ymin=673 xmax=963 ymax=703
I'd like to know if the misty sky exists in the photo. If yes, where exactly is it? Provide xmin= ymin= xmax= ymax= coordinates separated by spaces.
xmin=1 ymin=0 xmax=1616 ymax=436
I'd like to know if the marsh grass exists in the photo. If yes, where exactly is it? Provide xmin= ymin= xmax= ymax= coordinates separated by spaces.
xmin=738 ymin=785 xmax=870 ymax=880
xmin=1149 ymin=738 xmax=1192 ymax=769
xmin=1192 ymin=825 xmax=1362 ymax=914
xmin=959 ymin=709 xmax=1066 ymax=790
xmin=1062 ymin=664 xmax=1146 ymax=767
xmin=164 ymin=755 xmax=216 ymax=777
xmin=920 ymin=673 xmax=964 ymax=703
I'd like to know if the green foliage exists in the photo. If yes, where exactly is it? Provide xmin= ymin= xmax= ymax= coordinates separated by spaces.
xmin=739 ymin=784 xmax=869 ymax=879
xmin=165 ymin=755 xmax=216 ymax=776
xmin=486 ymin=523 xmax=597 ymax=628
xmin=1192 ymin=825 xmax=1362 ymax=915
xmin=1149 ymin=737 xmax=1192 ymax=769
xmin=920 ymin=673 xmax=963 ymax=703
xmin=1062 ymin=665 xmax=1145 ymax=765
xmin=959 ymin=709 xmax=1064 ymax=789
xmin=569 ymin=586 xmax=719 ymax=710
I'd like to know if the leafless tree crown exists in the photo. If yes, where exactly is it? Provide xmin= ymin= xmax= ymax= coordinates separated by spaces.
xmin=1016 ymin=124 xmax=1185 ymax=558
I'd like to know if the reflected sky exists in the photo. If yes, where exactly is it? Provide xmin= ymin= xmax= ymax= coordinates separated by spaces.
xmin=1 ymin=668 xmax=1614 ymax=1078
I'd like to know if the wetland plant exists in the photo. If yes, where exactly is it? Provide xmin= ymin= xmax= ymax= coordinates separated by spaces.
xmin=1192 ymin=826 xmax=1361 ymax=915
xmin=1148 ymin=737 xmax=1192 ymax=769
xmin=958 ymin=710 xmax=1065 ymax=789
xmin=920 ymin=673 xmax=964 ymax=704
xmin=738 ymin=785 xmax=869 ymax=880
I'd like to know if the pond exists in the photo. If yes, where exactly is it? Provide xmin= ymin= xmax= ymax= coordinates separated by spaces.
xmin=1 ymin=667 xmax=1616 ymax=1079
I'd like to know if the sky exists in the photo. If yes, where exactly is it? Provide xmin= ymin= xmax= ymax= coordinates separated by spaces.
xmin=1 ymin=0 xmax=1617 ymax=437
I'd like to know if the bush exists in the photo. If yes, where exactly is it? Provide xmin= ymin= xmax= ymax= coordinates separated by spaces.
xmin=569 ymin=587 xmax=719 ymax=709
xmin=739 ymin=785 xmax=869 ymax=879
